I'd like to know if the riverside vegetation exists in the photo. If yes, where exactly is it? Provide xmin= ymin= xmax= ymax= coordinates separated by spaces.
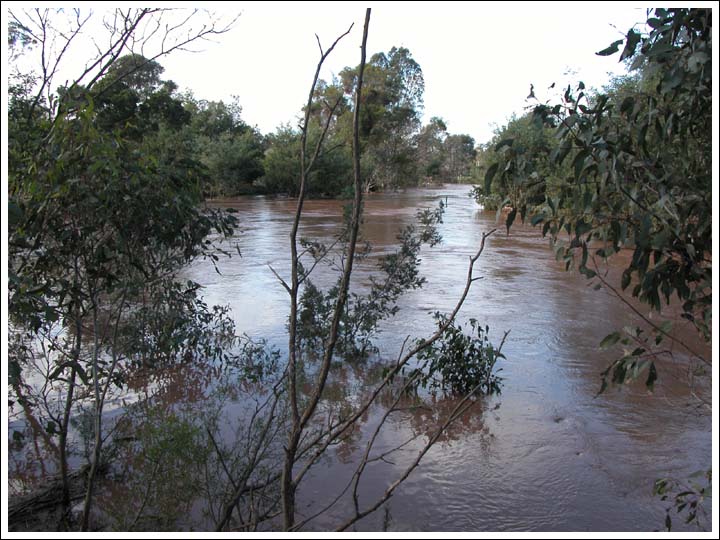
xmin=7 ymin=7 xmax=712 ymax=532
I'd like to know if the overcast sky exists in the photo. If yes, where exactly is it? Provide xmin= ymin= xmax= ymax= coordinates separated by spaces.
xmin=156 ymin=2 xmax=648 ymax=143
xmin=5 ymin=2 xmax=652 ymax=144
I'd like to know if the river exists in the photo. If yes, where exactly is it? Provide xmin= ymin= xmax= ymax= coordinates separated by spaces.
xmin=8 ymin=184 xmax=711 ymax=531
xmin=185 ymin=184 xmax=711 ymax=531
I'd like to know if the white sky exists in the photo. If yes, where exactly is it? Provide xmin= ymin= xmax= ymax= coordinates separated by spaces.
xmin=3 ymin=2 xmax=653 ymax=143
xmin=155 ymin=1 xmax=649 ymax=143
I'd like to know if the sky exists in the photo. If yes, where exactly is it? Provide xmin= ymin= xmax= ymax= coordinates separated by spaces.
xmin=154 ymin=1 xmax=649 ymax=144
xmin=4 ymin=2 xmax=651 ymax=144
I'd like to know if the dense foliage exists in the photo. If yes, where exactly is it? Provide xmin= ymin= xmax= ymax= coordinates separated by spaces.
xmin=258 ymin=47 xmax=479 ymax=198
xmin=8 ymin=20 xmax=239 ymax=528
xmin=409 ymin=314 xmax=504 ymax=396
xmin=476 ymin=8 xmax=711 ymax=390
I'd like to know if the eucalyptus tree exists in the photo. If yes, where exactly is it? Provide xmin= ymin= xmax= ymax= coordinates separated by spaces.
xmin=339 ymin=46 xmax=425 ymax=190
xmin=481 ymin=9 xmax=712 ymax=527
xmin=489 ymin=7 xmax=711 ymax=381
xmin=8 ymin=7 xmax=239 ymax=530
xmin=212 ymin=10 xmax=506 ymax=532
xmin=414 ymin=116 xmax=448 ymax=183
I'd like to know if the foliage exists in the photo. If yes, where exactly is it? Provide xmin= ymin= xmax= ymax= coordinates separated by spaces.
xmin=298 ymin=203 xmax=445 ymax=358
xmin=441 ymin=133 xmax=476 ymax=181
xmin=653 ymin=469 xmax=711 ymax=531
xmin=117 ymin=280 xmax=236 ymax=370
xmin=482 ymin=8 xmax=712 ymax=388
xmin=7 ymin=36 xmax=239 ymax=529
xmin=199 ymin=129 xmax=266 ymax=196
xmin=472 ymin=112 xmax=566 ymax=210
xmin=408 ymin=314 xmax=504 ymax=396
xmin=261 ymin=124 xmax=353 ymax=197
xmin=185 ymin=96 xmax=266 ymax=197
xmin=414 ymin=116 xmax=448 ymax=182
xmin=337 ymin=46 xmax=424 ymax=190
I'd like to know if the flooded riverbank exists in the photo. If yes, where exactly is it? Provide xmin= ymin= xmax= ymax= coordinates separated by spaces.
xmin=9 ymin=184 xmax=711 ymax=531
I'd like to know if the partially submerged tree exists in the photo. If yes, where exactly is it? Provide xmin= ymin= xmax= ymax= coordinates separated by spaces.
xmin=8 ymin=7 xmax=239 ymax=530
xmin=9 ymin=7 xmax=507 ymax=533
xmin=210 ymin=9 xmax=507 ymax=532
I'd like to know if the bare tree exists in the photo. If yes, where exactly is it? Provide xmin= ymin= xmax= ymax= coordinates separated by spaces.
xmin=8 ymin=8 xmax=238 ymax=122
xmin=213 ymin=8 xmax=504 ymax=532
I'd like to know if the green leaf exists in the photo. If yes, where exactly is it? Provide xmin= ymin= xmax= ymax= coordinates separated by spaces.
xmin=620 ymin=30 xmax=641 ymax=61
xmin=620 ymin=96 xmax=635 ymax=116
xmin=621 ymin=269 xmax=632 ymax=290
xmin=599 ymin=332 xmax=621 ymax=349
xmin=573 ymin=149 xmax=590 ymax=179
xmin=484 ymin=163 xmax=498 ymax=194
xmin=645 ymin=362 xmax=657 ymax=392
xmin=596 ymin=39 xmax=623 ymax=56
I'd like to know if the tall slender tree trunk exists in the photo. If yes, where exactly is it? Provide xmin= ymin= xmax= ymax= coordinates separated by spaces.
xmin=81 ymin=295 xmax=101 ymax=531
xmin=60 ymin=265 xmax=83 ymax=520
xmin=280 ymin=9 xmax=370 ymax=531
xmin=59 ymin=365 xmax=78 ymax=514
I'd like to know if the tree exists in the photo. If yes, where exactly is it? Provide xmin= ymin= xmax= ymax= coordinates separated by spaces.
xmin=415 ymin=116 xmax=448 ymax=183
xmin=8 ymin=8 xmax=238 ymax=530
xmin=442 ymin=133 xmax=476 ymax=181
xmin=531 ymin=8 xmax=710 ymax=376
xmin=183 ymin=96 xmax=266 ymax=197
xmin=473 ymin=112 xmax=566 ymax=210
xmin=209 ymin=11 xmax=506 ymax=532
xmin=339 ymin=46 xmax=425 ymax=190
xmin=261 ymin=124 xmax=353 ymax=198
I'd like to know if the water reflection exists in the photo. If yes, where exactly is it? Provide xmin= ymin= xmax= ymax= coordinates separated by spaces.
xmin=8 ymin=184 xmax=711 ymax=531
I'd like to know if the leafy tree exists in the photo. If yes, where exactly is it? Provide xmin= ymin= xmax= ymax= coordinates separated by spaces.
xmin=441 ymin=133 xmax=476 ymax=181
xmin=95 ymin=53 xmax=166 ymax=100
xmin=261 ymin=124 xmax=353 ymax=197
xmin=414 ymin=116 xmax=448 ymax=182
xmin=189 ymin=96 xmax=249 ymax=138
xmin=186 ymin=96 xmax=266 ymax=196
xmin=85 ymin=55 xmax=191 ymax=138
xmin=477 ymin=9 xmax=712 ymax=529
xmin=340 ymin=46 xmax=425 ymax=190
xmin=410 ymin=314 xmax=505 ymax=396
xmin=473 ymin=112 xmax=566 ymax=210
xmin=7 ymin=9 xmax=238 ymax=530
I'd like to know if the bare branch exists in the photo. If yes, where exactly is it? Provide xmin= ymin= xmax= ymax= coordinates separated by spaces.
xmin=268 ymin=264 xmax=291 ymax=294
xmin=335 ymin=381 xmax=487 ymax=532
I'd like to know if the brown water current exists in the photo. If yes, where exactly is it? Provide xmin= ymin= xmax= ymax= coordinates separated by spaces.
xmin=185 ymin=184 xmax=711 ymax=531
xmin=8 ymin=184 xmax=712 ymax=531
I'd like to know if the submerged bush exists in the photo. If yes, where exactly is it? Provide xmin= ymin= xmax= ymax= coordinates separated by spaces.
xmin=410 ymin=313 xmax=504 ymax=396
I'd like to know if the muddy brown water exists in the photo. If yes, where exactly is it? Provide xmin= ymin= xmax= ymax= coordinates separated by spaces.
xmin=8 ymin=184 xmax=711 ymax=531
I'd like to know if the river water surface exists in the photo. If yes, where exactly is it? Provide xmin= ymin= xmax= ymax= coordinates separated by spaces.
xmin=181 ymin=184 xmax=711 ymax=531
xmin=9 ymin=184 xmax=711 ymax=532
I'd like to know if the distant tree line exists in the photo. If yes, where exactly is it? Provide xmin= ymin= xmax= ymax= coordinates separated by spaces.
xmin=46 ymin=48 xmax=479 ymax=199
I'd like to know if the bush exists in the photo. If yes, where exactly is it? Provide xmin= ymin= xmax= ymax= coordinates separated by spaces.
xmin=409 ymin=314 xmax=504 ymax=396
